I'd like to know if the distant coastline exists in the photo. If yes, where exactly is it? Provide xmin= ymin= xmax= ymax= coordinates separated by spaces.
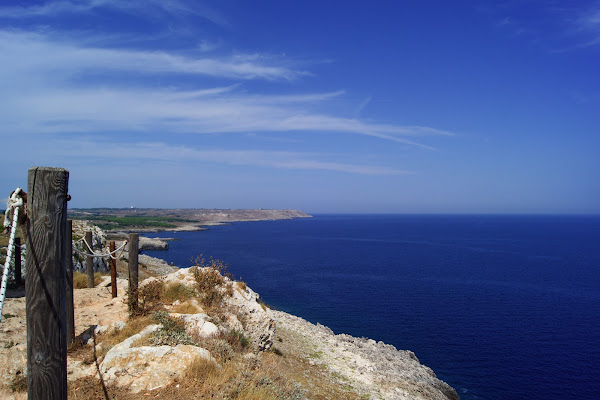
xmin=68 ymin=208 xmax=312 ymax=233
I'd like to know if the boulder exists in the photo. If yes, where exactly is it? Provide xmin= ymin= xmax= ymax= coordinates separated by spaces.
xmin=100 ymin=324 xmax=215 ymax=393
xmin=171 ymin=313 xmax=219 ymax=337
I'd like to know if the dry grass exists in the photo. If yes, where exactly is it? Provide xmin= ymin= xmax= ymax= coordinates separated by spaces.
xmin=162 ymin=282 xmax=197 ymax=303
xmin=181 ymin=353 xmax=303 ymax=400
xmin=129 ymin=280 xmax=198 ymax=316
xmin=73 ymin=271 xmax=104 ymax=289
xmin=92 ymin=315 xmax=154 ymax=360
xmin=172 ymin=302 xmax=201 ymax=314
xmin=100 ymin=315 xmax=153 ymax=348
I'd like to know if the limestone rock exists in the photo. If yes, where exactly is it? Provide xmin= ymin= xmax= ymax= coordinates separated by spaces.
xmin=171 ymin=313 xmax=219 ymax=337
xmin=227 ymin=283 xmax=276 ymax=351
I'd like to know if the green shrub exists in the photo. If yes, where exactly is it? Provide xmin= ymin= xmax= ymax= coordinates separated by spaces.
xmin=222 ymin=329 xmax=251 ymax=353
xmin=197 ymin=337 xmax=235 ymax=363
xmin=149 ymin=310 xmax=196 ymax=346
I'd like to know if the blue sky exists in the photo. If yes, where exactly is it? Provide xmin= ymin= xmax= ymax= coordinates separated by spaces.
xmin=0 ymin=0 xmax=598 ymax=213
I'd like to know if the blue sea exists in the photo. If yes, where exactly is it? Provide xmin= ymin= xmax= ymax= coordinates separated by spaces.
xmin=144 ymin=214 xmax=600 ymax=400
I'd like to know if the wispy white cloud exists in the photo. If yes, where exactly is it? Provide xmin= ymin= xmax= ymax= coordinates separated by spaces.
xmin=353 ymin=96 xmax=372 ymax=118
xmin=489 ymin=1 xmax=600 ymax=51
xmin=0 ymin=31 xmax=305 ymax=81
xmin=54 ymin=140 xmax=411 ymax=175
xmin=2 ymin=85 xmax=449 ymax=149
xmin=0 ymin=0 xmax=230 ymax=27
xmin=573 ymin=4 xmax=600 ymax=48
xmin=0 ymin=7 xmax=453 ymax=182
xmin=0 ymin=29 xmax=450 ymax=147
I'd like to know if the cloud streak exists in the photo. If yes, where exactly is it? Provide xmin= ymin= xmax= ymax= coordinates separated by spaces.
xmin=0 ymin=0 xmax=230 ymax=27
xmin=55 ymin=140 xmax=411 ymax=175
xmin=0 ymin=31 xmax=305 ymax=81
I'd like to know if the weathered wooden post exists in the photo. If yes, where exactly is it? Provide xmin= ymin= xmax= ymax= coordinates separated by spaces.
xmin=85 ymin=230 xmax=94 ymax=288
xmin=66 ymin=220 xmax=75 ymax=345
xmin=14 ymin=237 xmax=21 ymax=287
xmin=128 ymin=233 xmax=139 ymax=312
xmin=25 ymin=166 xmax=69 ymax=400
xmin=110 ymin=240 xmax=117 ymax=298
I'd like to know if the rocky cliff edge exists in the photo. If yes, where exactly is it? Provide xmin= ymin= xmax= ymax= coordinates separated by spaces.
xmin=0 ymin=267 xmax=458 ymax=400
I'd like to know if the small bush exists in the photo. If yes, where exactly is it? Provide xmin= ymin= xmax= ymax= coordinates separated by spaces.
xmin=149 ymin=310 xmax=196 ymax=346
xmin=222 ymin=329 xmax=251 ymax=353
xmin=191 ymin=255 xmax=234 ymax=308
xmin=139 ymin=279 xmax=165 ymax=313
xmin=197 ymin=337 xmax=235 ymax=364
xmin=9 ymin=371 xmax=27 ymax=393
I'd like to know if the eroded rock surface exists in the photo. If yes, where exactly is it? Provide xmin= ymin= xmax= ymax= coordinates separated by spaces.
xmin=273 ymin=311 xmax=459 ymax=400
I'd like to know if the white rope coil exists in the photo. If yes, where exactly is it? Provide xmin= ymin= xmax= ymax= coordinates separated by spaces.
xmin=1 ymin=188 xmax=25 ymax=323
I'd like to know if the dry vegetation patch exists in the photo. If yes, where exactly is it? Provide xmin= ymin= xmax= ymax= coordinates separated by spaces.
xmin=72 ymin=271 xmax=104 ymax=289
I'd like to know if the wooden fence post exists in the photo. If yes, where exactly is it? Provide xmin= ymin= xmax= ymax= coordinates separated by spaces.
xmin=110 ymin=240 xmax=117 ymax=298
xmin=85 ymin=231 xmax=94 ymax=288
xmin=25 ymin=166 xmax=69 ymax=400
xmin=128 ymin=233 xmax=139 ymax=312
xmin=66 ymin=220 xmax=75 ymax=346
xmin=14 ymin=237 xmax=21 ymax=287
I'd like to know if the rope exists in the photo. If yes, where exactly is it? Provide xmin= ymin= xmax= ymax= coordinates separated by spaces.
xmin=82 ymin=237 xmax=94 ymax=254
xmin=1 ymin=188 xmax=25 ymax=323
xmin=72 ymin=240 xmax=128 ymax=259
